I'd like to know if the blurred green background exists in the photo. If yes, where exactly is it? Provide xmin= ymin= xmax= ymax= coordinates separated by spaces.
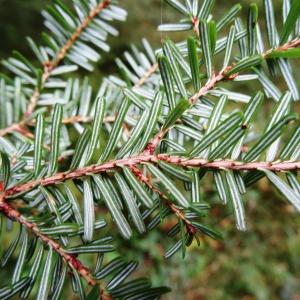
xmin=0 ymin=1 xmax=299 ymax=299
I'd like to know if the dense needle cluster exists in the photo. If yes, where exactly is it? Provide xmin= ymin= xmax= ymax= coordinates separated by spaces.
xmin=0 ymin=0 xmax=299 ymax=299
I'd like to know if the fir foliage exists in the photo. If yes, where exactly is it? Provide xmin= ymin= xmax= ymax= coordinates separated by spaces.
xmin=0 ymin=0 xmax=299 ymax=299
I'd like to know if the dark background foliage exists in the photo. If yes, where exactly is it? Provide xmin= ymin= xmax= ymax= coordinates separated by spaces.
xmin=0 ymin=1 xmax=299 ymax=299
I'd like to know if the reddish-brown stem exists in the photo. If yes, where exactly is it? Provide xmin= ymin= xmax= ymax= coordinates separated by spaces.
xmin=263 ymin=38 xmax=300 ymax=58
xmin=1 ymin=115 xmax=134 ymax=140
xmin=62 ymin=115 xmax=115 ymax=125
xmin=191 ymin=16 xmax=200 ymax=37
xmin=157 ymin=155 xmax=300 ymax=171
xmin=129 ymin=165 xmax=195 ymax=232
xmin=134 ymin=63 xmax=158 ymax=88
xmin=0 ymin=122 xmax=33 ymax=138
xmin=1 ymin=154 xmax=299 ymax=203
xmin=0 ymin=123 xmax=21 ymax=137
xmin=0 ymin=201 xmax=97 ymax=285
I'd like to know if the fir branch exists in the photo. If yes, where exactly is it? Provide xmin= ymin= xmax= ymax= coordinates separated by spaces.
xmin=25 ymin=0 xmax=112 ymax=117
xmin=0 ymin=1 xmax=300 ymax=296
xmin=0 ymin=111 xmax=121 ymax=138
xmin=50 ymin=0 xmax=111 ymax=70
xmin=1 ymin=154 xmax=299 ymax=203
xmin=0 ymin=55 xmax=158 ymax=139
xmin=0 ymin=201 xmax=97 ymax=286
xmin=129 ymin=165 xmax=197 ymax=234
xmin=144 ymin=38 xmax=300 ymax=153
xmin=0 ymin=1 xmax=116 ymax=137
xmin=157 ymin=155 xmax=300 ymax=171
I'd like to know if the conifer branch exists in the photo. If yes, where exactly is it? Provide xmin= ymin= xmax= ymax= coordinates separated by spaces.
xmin=1 ymin=154 xmax=299 ymax=203
xmin=0 ymin=54 xmax=158 ymax=139
xmin=0 ymin=112 xmax=126 ymax=138
xmin=1 ymin=1 xmax=300 ymax=296
xmin=0 ymin=201 xmax=97 ymax=286
xmin=129 ymin=165 xmax=197 ymax=234
xmin=144 ymin=38 xmax=300 ymax=153
xmin=25 ymin=0 xmax=112 ymax=117
xmin=50 ymin=0 xmax=111 ymax=70
xmin=263 ymin=38 xmax=300 ymax=58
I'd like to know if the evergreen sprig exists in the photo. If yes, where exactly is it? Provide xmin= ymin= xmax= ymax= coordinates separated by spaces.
xmin=0 ymin=0 xmax=299 ymax=299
